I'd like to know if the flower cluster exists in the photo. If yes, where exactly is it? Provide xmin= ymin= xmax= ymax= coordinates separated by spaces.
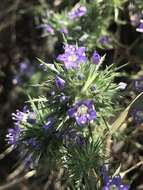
xmin=37 ymin=1 xmax=116 ymax=51
xmin=55 ymin=76 xmax=65 ymax=89
xmin=101 ymin=167 xmax=129 ymax=190
xmin=7 ymin=107 xmax=28 ymax=146
xmin=68 ymin=100 xmax=96 ymax=126
xmin=4 ymin=0 xmax=143 ymax=188
xmin=91 ymin=51 xmax=101 ymax=64
xmin=12 ymin=106 xmax=28 ymax=126
xmin=102 ymin=175 xmax=129 ymax=190
xmin=7 ymin=126 xmax=21 ymax=147
xmin=99 ymin=36 xmax=110 ymax=46
xmin=7 ymin=107 xmax=40 ymax=151
xmin=7 ymin=42 xmax=129 ymax=188
xmin=57 ymin=44 xmax=87 ymax=69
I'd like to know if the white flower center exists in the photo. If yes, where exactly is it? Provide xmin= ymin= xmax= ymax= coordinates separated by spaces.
xmin=77 ymin=105 xmax=88 ymax=115
xmin=68 ymin=55 xmax=77 ymax=62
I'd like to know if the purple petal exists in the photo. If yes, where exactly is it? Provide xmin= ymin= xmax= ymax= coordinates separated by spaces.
xmin=82 ymin=100 xmax=93 ymax=107
xmin=68 ymin=108 xmax=76 ymax=118
xmin=112 ymin=175 xmax=122 ymax=186
xmin=55 ymin=76 xmax=65 ymax=89
xmin=102 ymin=187 xmax=109 ymax=190
xmin=89 ymin=110 xmax=96 ymax=120
xmin=92 ymin=51 xmax=101 ymax=64
xmin=99 ymin=36 xmax=109 ymax=45
xmin=57 ymin=44 xmax=86 ymax=69
xmin=76 ymin=115 xmax=88 ymax=126
xmin=43 ymin=118 xmax=54 ymax=130
xmin=136 ymin=22 xmax=143 ymax=32
xmin=68 ymin=5 xmax=87 ymax=20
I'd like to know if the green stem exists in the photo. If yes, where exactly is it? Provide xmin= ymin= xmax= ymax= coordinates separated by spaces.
xmin=88 ymin=124 xmax=93 ymax=141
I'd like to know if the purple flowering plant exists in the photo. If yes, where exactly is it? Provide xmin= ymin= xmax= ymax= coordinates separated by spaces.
xmin=37 ymin=1 xmax=117 ymax=50
xmin=101 ymin=167 xmax=129 ymax=190
xmin=136 ymin=19 xmax=143 ymax=33
xmin=6 ymin=42 xmax=130 ymax=189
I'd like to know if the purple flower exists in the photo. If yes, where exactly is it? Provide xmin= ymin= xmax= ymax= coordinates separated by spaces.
xmin=133 ymin=76 xmax=143 ymax=92
xmin=20 ymin=59 xmax=30 ymax=72
xmin=46 ymin=25 xmax=54 ymax=35
xmin=60 ymin=93 xmax=69 ymax=103
xmin=19 ymin=59 xmax=35 ymax=77
xmin=102 ymin=176 xmax=129 ymax=190
xmin=59 ymin=27 xmax=68 ymax=35
xmin=57 ymin=44 xmax=86 ymax=69
xmin=130 ymin=13 xmax=141 ymax=26
xmin=136 ymin=20 xmax=143 ymax=33
xmin=91 ymin=51 xmax=101 ymax=64
xmin=13 ymin=59 xmax=34 ymax=86
xmin=7 ymin=126 xmax=21 ymax=147
xmin=99 ymin=36 xmax=109 ymax=45
xmin=68 ymin=100 xmax=96 ymax=126
xmin=27 ymin=112 xmax=36 ymax=124
xmin=55 ymin=76 xmax=65 ymax=89
xmin=101 ymin=167 xmax=129 ymax=190
xmin=131 ymin=108 xmax=143 ymax=124
xmin=26 ymin=138 xmax=40 ymax=150
xmin=43 ymin=118 xmax=54 ymax=130
xmin=68 ymin=4 xmax=87 ymax=20
xmin=7 ymin=106 xmax=29 ymax=147
xmin=12 ymin=106 xmax=29 ymax=127
xmin=63 ymin=129 xmax=85 ymax=146
xmin=37 ymin=24 xmax=54 ymax=35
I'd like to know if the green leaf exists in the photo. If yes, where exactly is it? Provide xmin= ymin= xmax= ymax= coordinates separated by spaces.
xmin=36 ymin=57 xmax=59 ymax=74
xmin=111 ymin=92 xmax=143 ymax=134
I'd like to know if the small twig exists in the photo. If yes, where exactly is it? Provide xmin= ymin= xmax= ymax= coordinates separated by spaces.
xmin=88 ymin=124 xmax=93 ymax=141
xmin=120 ymin=160 xmax=143 ymax=178
xmin=0 ymin=170 xmax=36 ymax=190
xmin=0 ymin=146 xmax=13 ymax=160
xmin=54 ymin=168 xmax=64 ymax=190
xmin=128 ymin=37 xmax=142 ymax=52
xmin=43 ymin=171 xmax=54 ymax=190
xmin=7 ymin=164 xmax=24 ymax=180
